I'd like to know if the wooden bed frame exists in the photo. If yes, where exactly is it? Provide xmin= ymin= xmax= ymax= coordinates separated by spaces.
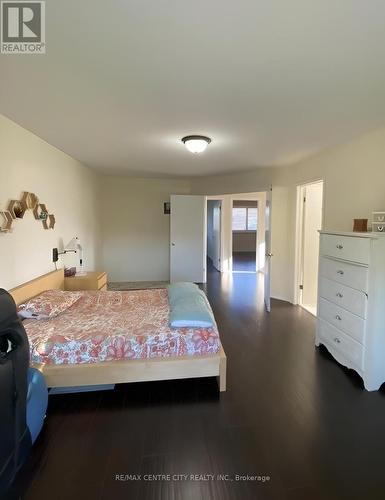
xmin=10 ymin=269 xmax=227 ymax=392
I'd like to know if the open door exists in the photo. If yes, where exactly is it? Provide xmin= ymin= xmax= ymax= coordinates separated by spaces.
xmin=298 ymin=181 xmax=323 ymax=315
xmin=264 ymin=189 xmax=272 ymax=312
xmin=170 ymin=195 xmax=206 ymax=283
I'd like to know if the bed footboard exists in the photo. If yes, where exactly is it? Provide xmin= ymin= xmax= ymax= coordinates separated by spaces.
xmin=34 ymin=347 xmax=227 ymax=392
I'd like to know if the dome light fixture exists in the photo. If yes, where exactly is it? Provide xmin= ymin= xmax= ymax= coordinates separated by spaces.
xmin=181 ymin=135 xmax=211 ymax=154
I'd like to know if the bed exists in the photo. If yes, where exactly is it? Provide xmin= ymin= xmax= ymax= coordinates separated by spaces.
xmin=9 ymin=270 xmax=226 ymax=391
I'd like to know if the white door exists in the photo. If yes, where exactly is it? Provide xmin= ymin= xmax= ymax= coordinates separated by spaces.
xmin=170 ymin=195 xmax=206 ymax=283
xmin=301 ymin=182 xmax=323 ymax=314
xmin=264 ymin=189 xmax=272 ymax=312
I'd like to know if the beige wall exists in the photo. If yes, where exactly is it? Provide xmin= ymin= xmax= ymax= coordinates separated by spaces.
xmin=100 ymin=175 xmax=190 ymax=282
xmin=233 ymin=232 xmax=256 ymax=253
xmin=0 ymin=114 xmax=100 ymax=290
xmin=191 ymin=127 xmax=385 ymax=302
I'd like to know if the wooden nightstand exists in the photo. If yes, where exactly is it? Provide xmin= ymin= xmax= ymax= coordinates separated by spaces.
xmin=64 ymin=271 xmax=108 ymax=291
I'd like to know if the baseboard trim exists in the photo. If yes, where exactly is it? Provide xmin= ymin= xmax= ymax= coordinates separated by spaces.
xmin=270 ymin=294 xmax=294 ymax=304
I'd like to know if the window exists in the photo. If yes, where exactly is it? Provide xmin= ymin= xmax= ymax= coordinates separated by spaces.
xmin=232 ymin=207 xmax=258 ymax=231
xmin=247 ymin=208 xmax=257 ymax=230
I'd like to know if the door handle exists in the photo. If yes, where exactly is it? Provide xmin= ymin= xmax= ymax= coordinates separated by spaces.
xmin=171 ymin=243 xmax=175 ymax=246
xmin=266 ymin=253 xmax=273 ymax=257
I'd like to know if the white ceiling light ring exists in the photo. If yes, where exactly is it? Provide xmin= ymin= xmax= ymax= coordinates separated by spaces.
xmin=181 ymin=135 xmax=211 ymax=153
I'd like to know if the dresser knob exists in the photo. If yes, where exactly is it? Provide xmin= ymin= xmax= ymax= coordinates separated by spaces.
xmin=334 ymin=337 xmax=341 ymax=344
xmin=335 ymin=315 xmax=342 ymax=321
xmin=336 ymin=292 xmax=343 ymax=298
xmin=336 ymin=244 xmax=343 ymax=249
xmin=337 ymin=270 xmax=344 ymax=275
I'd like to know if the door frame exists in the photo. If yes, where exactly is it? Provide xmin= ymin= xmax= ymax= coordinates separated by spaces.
xmin=230 ymin=199 xmax=258 ymax=274
xmin=205 ymin=190 xmax=270 ymax=277
xmin=206 ymin=196 xmax=225 ymax=272
xmin=293 ymin=179 xmax=325 ymax=306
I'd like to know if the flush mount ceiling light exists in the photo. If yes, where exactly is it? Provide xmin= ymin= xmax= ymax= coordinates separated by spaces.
xmin=181 ymin=135 xmax=211 ymax=154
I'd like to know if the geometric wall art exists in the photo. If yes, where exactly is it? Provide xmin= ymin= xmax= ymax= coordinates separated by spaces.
xmin=0 ymin=191 xmax=56 ymax=233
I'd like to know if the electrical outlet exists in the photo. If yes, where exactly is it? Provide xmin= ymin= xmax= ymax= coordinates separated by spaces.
xmin=52 ymin=248 xmax=59 ymax=262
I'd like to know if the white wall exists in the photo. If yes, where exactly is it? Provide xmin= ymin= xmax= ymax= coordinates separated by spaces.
xmin=191 ymin=126 xmax=385 ymax=302
xmin=100 ymin=175 xmax=190 ymax=282
xmin=0 ymin=114 xmax=100 ymax=290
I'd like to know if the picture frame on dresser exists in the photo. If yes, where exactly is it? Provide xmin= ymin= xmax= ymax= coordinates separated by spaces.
xmin=316 ymin=230 xmax=385 ymax=391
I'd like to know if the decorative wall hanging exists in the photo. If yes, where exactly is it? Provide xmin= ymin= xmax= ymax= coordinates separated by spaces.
xmin=0 ymin=191 xmax=56 ymax=233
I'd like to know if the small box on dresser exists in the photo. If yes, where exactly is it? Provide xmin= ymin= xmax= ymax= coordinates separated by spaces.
xmin=372 ymin=212 xmax=385 ymax=233
xmin=316 ymin=231 xmax=385 ymax=391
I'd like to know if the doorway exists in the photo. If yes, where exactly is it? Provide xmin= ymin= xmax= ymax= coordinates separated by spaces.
xmin=231 ymin=200 xmax=258 ymax=273
xmin=295 ymin=181 xmax=324 ymax=316
xmin=206 ymin=199 xmax=222 ymax=272
xmin=205 ymin=191 xmax=270 ymax=310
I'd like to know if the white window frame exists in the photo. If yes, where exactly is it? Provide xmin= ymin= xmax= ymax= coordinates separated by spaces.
xmin=232 ymin=206 xmax=257 ymax=232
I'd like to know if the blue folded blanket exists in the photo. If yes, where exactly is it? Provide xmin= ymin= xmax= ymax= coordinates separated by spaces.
xmin=167 ymin=282 xmax=215 ymax=328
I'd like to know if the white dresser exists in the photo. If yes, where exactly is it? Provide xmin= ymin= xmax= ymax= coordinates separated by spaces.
xmin=316 ymin=230 xmax=385 ymax=391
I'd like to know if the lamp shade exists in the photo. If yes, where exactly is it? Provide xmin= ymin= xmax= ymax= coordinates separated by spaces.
xmin=65 ymin=237 xmax=85 ymax=275
xmin=181 ymin=135 xmax=211 ymax=154
xmin=65 ymin=237 xmax=81 ymax=251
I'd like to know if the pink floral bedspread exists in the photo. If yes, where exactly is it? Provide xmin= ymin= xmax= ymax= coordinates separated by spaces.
xmin=24 ymin=289 xmax=221 ymax=365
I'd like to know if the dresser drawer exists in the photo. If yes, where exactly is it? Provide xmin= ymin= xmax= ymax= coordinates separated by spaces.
xmin=318 ymin=298 xmax=365 ymax=344
xmin=319 ymin=277 xmax=367 ymax=319
xmin=319 ymin=257 xmax=368 ymax=292
xmin=318 ymin=319 xmax=364 ymax=371
xmin=64 ymin=271 xmax=108 ymax=291
xmin=320 ymin=234 xmax=370 ymax=264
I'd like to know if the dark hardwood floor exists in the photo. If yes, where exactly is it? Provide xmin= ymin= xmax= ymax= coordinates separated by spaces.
xmin=232 ymin=252 xmax=256 ymax=272
xmin=10 ymin=265 xmax=385 ymax=500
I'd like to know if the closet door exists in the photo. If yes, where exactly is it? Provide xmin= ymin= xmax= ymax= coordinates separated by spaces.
xmin=170 ymin=195 xmax=206 ymax=283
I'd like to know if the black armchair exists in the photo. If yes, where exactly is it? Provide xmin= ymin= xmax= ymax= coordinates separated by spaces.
xmin=0 ymin=289 xmax=32 ymax=495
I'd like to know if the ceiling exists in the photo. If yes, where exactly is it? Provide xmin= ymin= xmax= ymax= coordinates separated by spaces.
xmin=1 ymin=0 xmax=385 ymax=177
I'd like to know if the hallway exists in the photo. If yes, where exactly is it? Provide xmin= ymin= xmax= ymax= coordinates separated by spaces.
xmin=232 ymin=251 xmax=257 ymax=272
